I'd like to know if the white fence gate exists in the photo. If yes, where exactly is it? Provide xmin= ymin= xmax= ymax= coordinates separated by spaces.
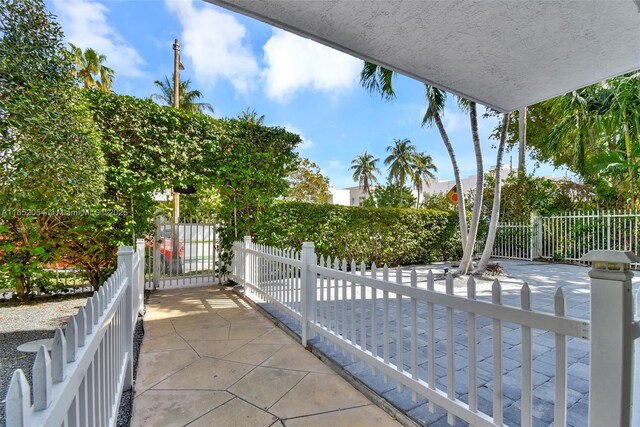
xmin=146 ymin=218 xmax=221 ymax=289
xmin=477 ymin=210 xmax=640 ymax=269
xmin=232 ymin=237 xmax=640 ymax=427
xmin=4 ymin=240 xmax=145 ymax=427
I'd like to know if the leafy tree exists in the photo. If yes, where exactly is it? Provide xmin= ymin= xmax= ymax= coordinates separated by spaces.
xmin=0 ymin=0 xmax=105 ymax=300
xmin=69 ymin=43 xmax=114 ymax=92
xmin=411 ymin=152 xmax=437 ymax=207
xmin=286 ymin=158 xmax=331 ymax=204
xmin=420 ymin=192 xmax=456 ymax=211
xmin=85 ymin=91 xmax=300 ymax=282
xmin=384 ymin=138 xmax=416 ymax=188
xmin=365 ymin=181 xmax=416 ymax=208
xmin=482 ymin=174 xmax=598 ymax=223
xmin=489 ymin=73 xmax=640 ymax=209
xmin=350 ymin=151 xmax=380 ymax=195
xmin=151 ymin=75 xmax=214 ymax=114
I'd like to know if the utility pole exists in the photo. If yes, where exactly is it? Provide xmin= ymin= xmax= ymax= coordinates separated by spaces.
xmin=171 ymin=38 xmax=183 ymax=274
xmin=172 ymin=38 xmax=181 ymax=224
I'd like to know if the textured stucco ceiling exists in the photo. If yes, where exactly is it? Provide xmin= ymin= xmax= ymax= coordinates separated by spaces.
xmin=205 ymin=0 xmax=640 ymax=112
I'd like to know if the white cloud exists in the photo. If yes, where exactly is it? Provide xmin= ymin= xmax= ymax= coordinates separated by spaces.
xmin=283 ymin=123 xmax=313 ymax=150
xmin=325 ymin=159 xmax=346 ymax=171
xmin=262 ymin=30 xmax=362 ymax=102
xmin=442 ymin=107 xmax=470 ymax=133
xmin=165 ymin=0 xmax=259 ymax=93
xmin=52 ymin=0 xmax=145 ymax=77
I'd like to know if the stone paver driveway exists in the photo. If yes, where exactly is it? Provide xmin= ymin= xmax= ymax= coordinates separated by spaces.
xmin=131 ymin=286 xmax=401 ymax=427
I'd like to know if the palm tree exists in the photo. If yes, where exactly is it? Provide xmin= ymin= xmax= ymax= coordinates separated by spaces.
xmin=151 ymin=76 xmax=214 ymax=114
xmin=361 ymin=62 xmax=510 ymax=275
xmin=419 ymin=84 xmax=470 ymax=251
xmin=350 ymin=151 xmax=381 ymax=195
xmin=456 ymin=100 xmax=484 ymax=274
xmin=384 ymin=138 xmax=416 ymax=188
xmin=475 ymin=112 xmax=510 ymax=274
xmin=518 ymin=107 xmax=527 ymax=177
xmin=69 ymin=44 xmax=114 ymax=92
xmin=238 ymin=108 xmax=265 ymax=125
xmin=411 ymin=152 xmax=437 ymax=207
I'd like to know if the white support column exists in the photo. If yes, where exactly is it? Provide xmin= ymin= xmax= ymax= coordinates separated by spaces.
xmin=117 ymin=246 xmax=134 ymax=391
xmin=301 ymin=242 xmax=316 ymax=347
xmin=243 ymin=236 xmax=252 ymax=289
xmin=581 ymin=250 xmax=640 ymax=426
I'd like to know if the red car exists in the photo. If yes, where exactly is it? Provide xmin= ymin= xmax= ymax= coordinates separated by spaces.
xmin=145 ymin=236 xmax=184 ymax=274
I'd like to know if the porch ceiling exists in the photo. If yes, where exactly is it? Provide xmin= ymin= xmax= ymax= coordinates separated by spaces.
xmin=205 ymin=0 xmax=640 ymax=112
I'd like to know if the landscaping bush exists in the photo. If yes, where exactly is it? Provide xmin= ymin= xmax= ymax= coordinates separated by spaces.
xmin=252 ymin=201 xmax=460 ymax=266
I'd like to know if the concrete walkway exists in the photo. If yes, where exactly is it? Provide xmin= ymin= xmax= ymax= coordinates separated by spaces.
xmin=131 ymin=286 xmax=401 ymax=427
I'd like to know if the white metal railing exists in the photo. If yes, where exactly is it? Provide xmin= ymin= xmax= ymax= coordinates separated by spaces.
xmin=475 ymin=221 xmax=532 ymax=260
xmin=232 ymin=237 xmax=640 ymax=427
xmin=475 ymin=210 xmax=640 ymax=268
xmin=538 ymin=210 xmax=639 ymax=268
xmin=4 ymin=240 xmax=145 ymax=427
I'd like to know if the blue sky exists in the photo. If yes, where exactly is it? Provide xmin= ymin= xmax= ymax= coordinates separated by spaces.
xmin=48 ymin=0 xmax=566 ymax=189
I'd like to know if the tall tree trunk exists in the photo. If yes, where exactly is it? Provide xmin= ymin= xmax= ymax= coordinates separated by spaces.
xmin=458 ymin=102 xmax=483 ymax=275
xmin=474 ymin=113 xmax=510 ymax=275
xmin=518 ymin=107 xmax=527 ymax=177
xmin=430 ymin=103 xmax=468 ymax=249
xmin=623 ymin=121 xmax=636 ymax=207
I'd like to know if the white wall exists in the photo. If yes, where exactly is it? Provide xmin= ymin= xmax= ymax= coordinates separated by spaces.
xmin=329 ymin=188 xmax=351 ymax=206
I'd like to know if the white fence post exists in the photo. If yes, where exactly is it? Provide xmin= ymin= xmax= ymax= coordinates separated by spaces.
xmin=530 ymin=214 xmax=542 ymax=260
xmin=117 ymin=246 xmax=134 ymax=392
xmin=581 ymin=250 xmax=640 ymax=426
xmin=136 ymin=239 xmax=145 ymax=316
xmin=301 ymin=242 xmax=316 ymax=347
xmin=243 ymin=236 xmax=252 ymax=289
xmin=153 ymin=217 xmax=162 ymax=290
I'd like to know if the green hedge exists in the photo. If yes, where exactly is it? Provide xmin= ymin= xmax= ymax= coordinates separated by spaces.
xmin=252 ymin=202 xmax=461 ymax=266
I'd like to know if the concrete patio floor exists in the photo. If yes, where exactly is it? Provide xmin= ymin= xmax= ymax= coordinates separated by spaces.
xmin=131 ymin=286 xmax=401 ymax=427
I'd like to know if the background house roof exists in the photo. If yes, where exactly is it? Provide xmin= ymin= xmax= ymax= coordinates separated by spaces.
xmin=206 ymin=0 xmax=640 ymax=112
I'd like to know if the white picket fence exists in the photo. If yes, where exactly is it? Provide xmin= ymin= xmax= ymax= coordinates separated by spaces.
xmin=232 ymin=237 xmax=640 ymax=427
xmin=4 ymin=240 xmax=145 ymax=427
xmin=476 ymin=210 xmax=640 ymax=269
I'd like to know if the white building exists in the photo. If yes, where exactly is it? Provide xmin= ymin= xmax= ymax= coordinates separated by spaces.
xmin=424 ymin=164 xmax=517 ymax=196
xmin=329 ymin=186 xmax=371 ymax=206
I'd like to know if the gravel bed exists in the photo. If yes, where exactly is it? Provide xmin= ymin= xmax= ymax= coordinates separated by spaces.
xmin=0 ymin=294 xmax=90 ymax=425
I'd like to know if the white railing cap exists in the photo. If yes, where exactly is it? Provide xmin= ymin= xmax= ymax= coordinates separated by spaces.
xmin=117 ymin=246 xmax=134 ymax=255
xmin=581 ymin=250 xmax=640 ymax=268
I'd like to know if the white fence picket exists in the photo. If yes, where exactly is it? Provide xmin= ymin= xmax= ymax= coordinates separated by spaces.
xmin=467 ymin=276 xmax=478 ymax=414
xmin=521 ymin=283 xmax=533 ymax=427
xmin=491 ymin=280 xmax=503 ymax=425
xmin=555 ymin=287 xmax=568 ymax=426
